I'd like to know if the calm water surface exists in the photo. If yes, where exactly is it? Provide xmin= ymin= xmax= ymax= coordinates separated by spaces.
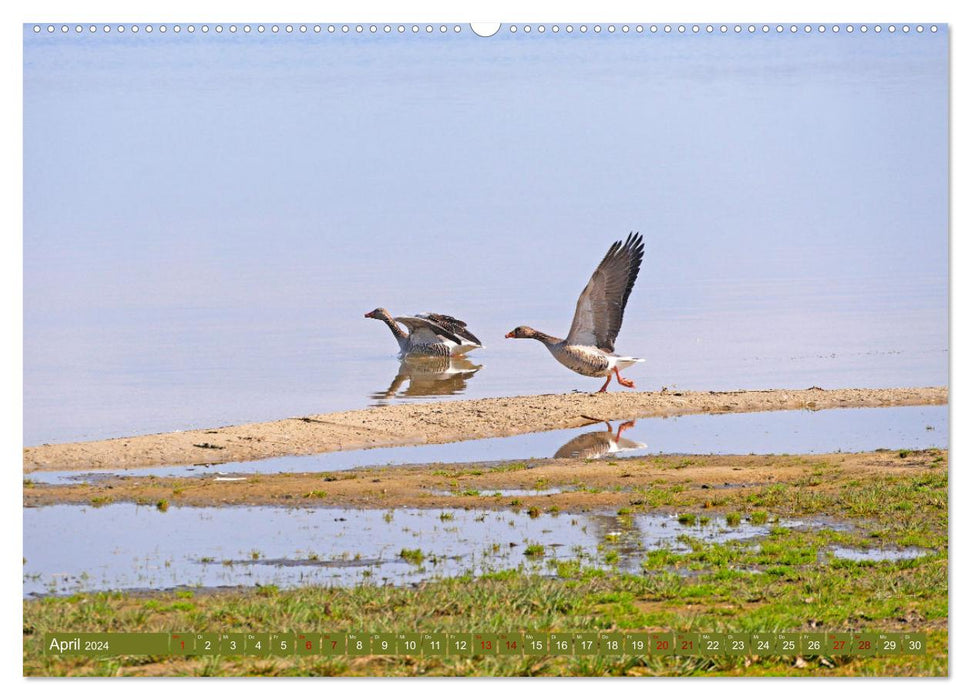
xmin=24 ymin=28 xmax=948 ymax=445
xmin=24 ymin=504 xmax=807 ymax=597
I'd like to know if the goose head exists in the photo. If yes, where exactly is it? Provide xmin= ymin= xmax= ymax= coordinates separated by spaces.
xmin=505 ymin=326 xmax=538 ymax=339
xmin=364 ymin=307 xmax=393 ymax=322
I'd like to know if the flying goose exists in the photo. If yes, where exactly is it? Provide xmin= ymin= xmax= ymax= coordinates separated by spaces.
xmin=505 ymin=232 xmax=645 ymax=392
xmin=365 ymin=309 xmax=483 ymax=357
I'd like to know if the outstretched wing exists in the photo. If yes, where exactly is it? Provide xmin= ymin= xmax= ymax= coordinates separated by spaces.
xmin=395 ymin=316 xmax=464 ymax=345
xmin=419 ymin=312 xmax=482 ymax=347
xmin=565 ymin=232 xmax=644 ymax=353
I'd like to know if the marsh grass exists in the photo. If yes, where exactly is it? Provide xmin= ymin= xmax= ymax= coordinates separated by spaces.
xmin=23 ymin=544 xmax=947 ymax=677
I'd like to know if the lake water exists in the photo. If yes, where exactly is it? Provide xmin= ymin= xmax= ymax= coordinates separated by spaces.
xmin=24 ymin=26 xmax=948 ymax=446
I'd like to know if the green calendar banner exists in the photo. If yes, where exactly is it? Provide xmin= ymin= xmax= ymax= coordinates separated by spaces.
xmin=42 ymin=631 xmax=928 ymax=658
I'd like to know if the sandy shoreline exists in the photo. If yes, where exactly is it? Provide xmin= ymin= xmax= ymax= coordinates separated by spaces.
xmin=23 ymin=386 xmax=947 ymax=473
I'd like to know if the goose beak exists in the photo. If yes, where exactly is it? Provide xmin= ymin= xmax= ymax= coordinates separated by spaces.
xmin=364 ymin=312 xmax=374 ymax=319
xmin=505 ymin=331 xmax=514 ymax=338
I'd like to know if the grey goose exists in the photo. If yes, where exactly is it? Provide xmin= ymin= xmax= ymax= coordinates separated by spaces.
xmin=365 ymin=309 xmax=483 ymax=357
xmin=505 ymin=232 xmax=645 ymax=392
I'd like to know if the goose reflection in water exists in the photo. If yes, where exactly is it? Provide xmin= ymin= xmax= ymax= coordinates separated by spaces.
xmin=553 ymin=418 xmax=647 ymax=460
xmin=371 ymin=356 xmax=483 ymax=404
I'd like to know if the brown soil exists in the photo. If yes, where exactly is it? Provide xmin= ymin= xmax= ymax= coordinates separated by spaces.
xmin=23 ymin=448 xmax=945 ymax=511
xmin=23 ymin=386 xmax=946 ymax=473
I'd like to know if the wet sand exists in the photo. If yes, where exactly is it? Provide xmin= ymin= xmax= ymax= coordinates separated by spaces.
xmin=23 ymin=448 xmax=946 ymax=510
xmin=24 ymin=386 xmax=946 ymax=473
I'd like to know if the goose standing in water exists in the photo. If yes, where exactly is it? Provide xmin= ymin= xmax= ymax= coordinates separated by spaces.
xmin=365 ymin=309 xmax=483 ymax=357
xmin=505 ymin=232 xmax=645 ymax=392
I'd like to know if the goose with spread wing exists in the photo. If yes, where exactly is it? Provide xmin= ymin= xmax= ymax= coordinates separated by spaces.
xmin=365 ymin=308 xmax=483 ymax=357
xmin=505 ymin=232 xmax=645 ymax=392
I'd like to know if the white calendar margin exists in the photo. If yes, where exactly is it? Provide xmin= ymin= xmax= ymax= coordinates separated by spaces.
xmin=4 ymin=0 xmax=964 ymax=696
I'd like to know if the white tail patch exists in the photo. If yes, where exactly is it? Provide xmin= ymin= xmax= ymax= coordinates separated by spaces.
xmin=614 ymin=357 xmax=644 ymax=371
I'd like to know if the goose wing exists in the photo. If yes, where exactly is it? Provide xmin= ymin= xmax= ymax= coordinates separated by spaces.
xmin=565 ymin=232 xmax=644 ymax=353
xmin=395 ymin=316 xmax=464 ymax=345
xmin=419 ymin=313 xmax=482 ymax=347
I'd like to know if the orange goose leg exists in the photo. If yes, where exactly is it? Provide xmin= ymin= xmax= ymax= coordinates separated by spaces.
xmin=614 ymin=367 xmax=636 ymax=389
xmin=597 ymin=373 xmax=613 ymax=392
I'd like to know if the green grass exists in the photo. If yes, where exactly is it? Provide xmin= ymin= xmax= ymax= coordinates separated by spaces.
xmin=23 ymin=548 xmax=947 ymax=677
xmin=524 ymin=544 xmax=546 ymax=558
xmin=399 ymin=549 xmax=425 ymax=565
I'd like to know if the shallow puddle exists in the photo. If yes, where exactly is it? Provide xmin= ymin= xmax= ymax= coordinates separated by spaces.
xmin=30 ymin=405 xmax=947 ymax=486
xmin=828 ymin=546 xmax=930 ymax=562
xmin=24 ymin=504 xmax=806 ymax=597
xmin=430 ymin=488 xmax=572 ymax=497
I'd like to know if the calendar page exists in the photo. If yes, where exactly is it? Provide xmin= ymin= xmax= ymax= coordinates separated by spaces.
xmin=22 ymin=15 xmax=949 ymax=678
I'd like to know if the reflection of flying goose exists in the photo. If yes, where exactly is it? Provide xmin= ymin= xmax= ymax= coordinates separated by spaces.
xmin=553 ymin=420 xmax=646 ymax=460
xmin=371 ymin=356 xmax=482 ymax=401
xmin=365 ymin=309 xmax=483 ymax=357
xmin=505 ymin=232 xmax=645 ymax=392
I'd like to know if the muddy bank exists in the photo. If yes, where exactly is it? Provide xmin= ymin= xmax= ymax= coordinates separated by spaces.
xmin=24 ymin=386 xmax=947 ymax=473
xmin=23 ymin=448 xmax=947 ymax=510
